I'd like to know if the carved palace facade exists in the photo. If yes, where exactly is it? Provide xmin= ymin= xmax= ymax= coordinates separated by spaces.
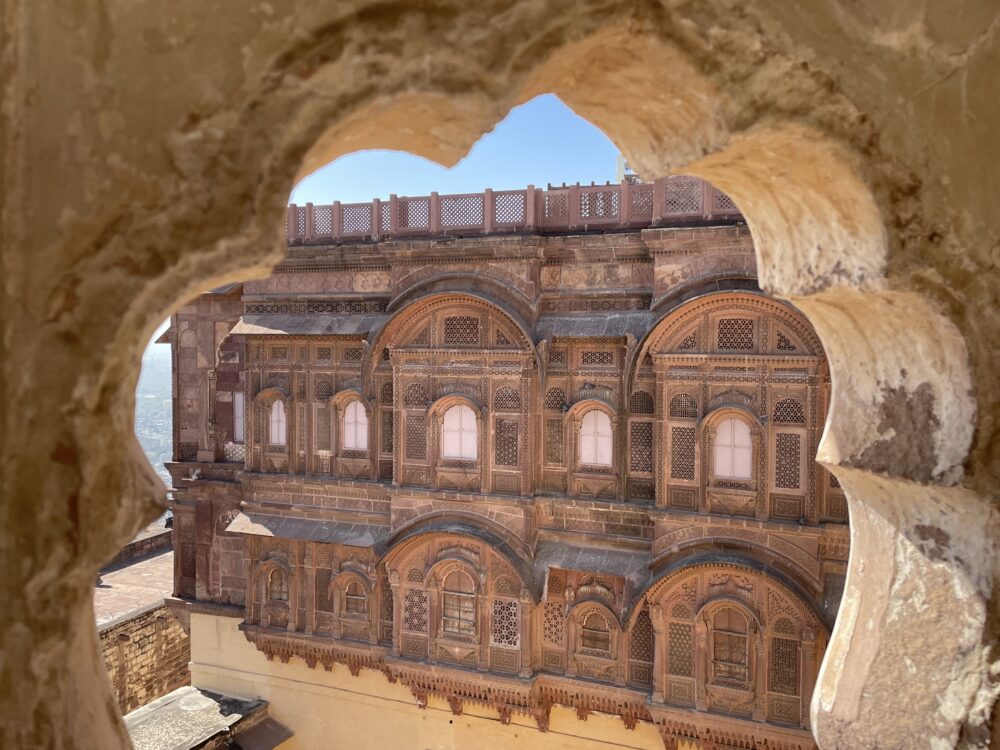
xmin=166 ymin=179 xmax=849 ymax=750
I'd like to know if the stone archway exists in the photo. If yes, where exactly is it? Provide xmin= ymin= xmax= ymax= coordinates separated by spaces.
xmin=2 ymin=4 xmax=997 ymax=749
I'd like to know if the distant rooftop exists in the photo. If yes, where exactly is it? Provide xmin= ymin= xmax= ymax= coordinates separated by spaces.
xmin=287 ymin=176 xmax=741 ymax=245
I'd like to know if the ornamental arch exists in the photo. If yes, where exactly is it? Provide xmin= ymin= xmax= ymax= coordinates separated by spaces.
xmin=3 ymin=4 xmax=994 ymax=750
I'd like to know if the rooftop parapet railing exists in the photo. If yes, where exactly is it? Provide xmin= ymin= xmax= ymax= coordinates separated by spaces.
xmin=286 ymin=176 xmax=741 ymax=245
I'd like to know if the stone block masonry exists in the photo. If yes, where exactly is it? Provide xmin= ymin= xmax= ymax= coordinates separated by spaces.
xmin=99 ymin=601 xmax=191 ymax=714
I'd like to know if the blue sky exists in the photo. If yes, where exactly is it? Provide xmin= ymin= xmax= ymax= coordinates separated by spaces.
xmin=290 ymin=94 xmax=620 ymax=204
xmin=148 ymin=94 xmax=618 ymax=352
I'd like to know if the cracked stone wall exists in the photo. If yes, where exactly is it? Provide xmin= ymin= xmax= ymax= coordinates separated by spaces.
xmin=0 ymin=2 xmax=997 ymax=748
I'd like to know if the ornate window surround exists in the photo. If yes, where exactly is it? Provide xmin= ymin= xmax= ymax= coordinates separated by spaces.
xmin=701 ymin=407 xmax=763 ymax=495
xmin=251 ymin=555 xmax=295 ymax=631
xmin=566 ymin=600 xmax=621 ymax=683
xmin=565 ymin=399 xmax=619 ymax=482
xmin=427 ymin=394 xmax=484 ymax=491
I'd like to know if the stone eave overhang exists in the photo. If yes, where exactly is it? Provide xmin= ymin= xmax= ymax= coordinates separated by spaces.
xmin=239 ymin=623 xmax=816 ymax=749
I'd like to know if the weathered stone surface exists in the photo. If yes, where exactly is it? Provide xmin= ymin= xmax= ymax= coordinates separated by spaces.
xmin=0 ymin=1 xmax=996 ymax=748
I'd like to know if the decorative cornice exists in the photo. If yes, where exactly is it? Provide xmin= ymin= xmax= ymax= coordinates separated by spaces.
xmin=239 ymin=624 xmax=814 ymax=748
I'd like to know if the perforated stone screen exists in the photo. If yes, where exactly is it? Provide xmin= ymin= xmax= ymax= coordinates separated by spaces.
xmin=579 ymin=189 xmax=619 ymax=219
xmin=543 ymin=387 xmax=566 ymax=410
xmin=380 ymin=410 xmax=393 ymax=453
xmin=491 ymin=599 xmax=519 ymax=647
xmin=342 ymin=203 xmax=372 ymax=234
xmin=668 ymin=622 xmax=693 ymax=676
xmin=316 ymin=406 xmax=330 ymax=451
xmin=670 ymin=426 xmax=696 ymax=480
xmin=775 ymin=433 xmax=801 ymax=489
xmin=665 ymin=177 xmax=702 ymax=213
xmin=581 ymin=350 xmax=614 ymax=366
xmin=773 ymin=398 xmax=805 ymax=423
xmin=629 ymin=422 xmax=653 ymax=473
xmin=776 ymin=331 xmax=797 ymax=351
xmin=544 ymin=193 xmax=568 ymax=220
xmin=543 ymin=602 xmax=564 ymax=646
xmin=315 ymin=380 xmax=333 ymax=401
xmin=717 ymin=318 xmax=755 ymax=350
xmin=629 ymin=391 xmax=654 ymax=414
xmin=493 ymin=386 xmax=521 ymax=411
xmin=402 ymin=589 xmax=428 ymax=633
xmin=403 ymin=383 xmax=426 ymax=407
xmin=629 ymin=609 xmax=653 ymax=662
xmin=406 ymin=415 xmax=427 ymax=460
xmin=440 ymin=194 xmax=484 ymax=227
xmin=494 ymin=418 xmax=518 ymax=467
xmin=769 ymin=637 xmax=799 ymax=695
xmin=494 ymin=191 xmax=525 ymax=224
xmin=676 ymin=332 xmax=697 ymax=350
xmin=545 ymin=419 xmax=564 ymax=464
xmin=669 ymin=393 xmax=698 ymax=419
xmin=443 ymin=316 xmax=479 ymax=347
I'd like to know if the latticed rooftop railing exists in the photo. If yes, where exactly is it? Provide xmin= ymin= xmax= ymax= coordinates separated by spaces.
xmin=286 ymin=176 xmax=740 ymax=244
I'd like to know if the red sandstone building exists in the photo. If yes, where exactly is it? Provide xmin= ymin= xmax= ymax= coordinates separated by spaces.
xmin=166 ymin=178 xmax=849 ymax=750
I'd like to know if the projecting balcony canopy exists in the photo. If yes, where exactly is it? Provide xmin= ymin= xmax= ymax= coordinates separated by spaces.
xmin=226 ymin=511 xmax=390 ymax=549
xmin=536 ymin=312 xmax=653 ymax=341
xmin=534 ymin=540 xmax=650 ymax=594
xmin=230 ymin=313 xmax=388 ymax=337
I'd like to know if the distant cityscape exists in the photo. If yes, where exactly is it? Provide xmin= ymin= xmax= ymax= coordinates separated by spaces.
xmin=135 ymin=344 xmax=172 ymax=487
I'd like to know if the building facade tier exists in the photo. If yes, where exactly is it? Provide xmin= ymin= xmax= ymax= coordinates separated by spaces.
xmin=166 ymin=207 xmax=847 ymax=750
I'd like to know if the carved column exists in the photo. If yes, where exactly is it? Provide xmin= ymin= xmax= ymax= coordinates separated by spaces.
xmin=650 ymin=603 xmax=665 ymax=703
xmin=801 ymin=627 xmax=818 ymax=729
xmin=427 ymin=574 xmax=440 ymax=662
xmin=477 ymin=578 xmax=490 ymax=671
xmin=565 ymin=604 xmax=578 ymax=677
xmin=520 ymin=367 xmax=531 ymax=497
xmin=304 ymin=543 xmax=316 ymax=635
xmin=700 ymin=426 xmax=715 ymax=515
xmin=518 ymin=588 xmax=532 ymax=678
xmin=288 ymin=542 xmax=300 ymax=633
xmin=754 ymin=425 xmax=767 ymax=520
xmin=389 ymin=571 xmax=401 ymax=657
xmin=694 ymin=616 xmax=708 ymax=710
xmin=479 ymin=409 xmax=488 ymax=494
xmin=753 ymin=625 xmax=766 ymax=721
xmin=429 ymin=412 xmax=441 ymax=490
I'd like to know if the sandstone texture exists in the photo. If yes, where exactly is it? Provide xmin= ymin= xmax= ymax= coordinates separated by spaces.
xmin=0 ymin=1 xmax=997 ymax=748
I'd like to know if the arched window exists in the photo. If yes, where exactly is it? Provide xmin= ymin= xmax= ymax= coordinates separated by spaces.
xmin=343 ymin=400 xmax=368 ymax=451
xmin=344 ymin=579 xmax=367 ymax=615
xmin=581 ymin=612 xmax=611 ymax=654
xmin=579 ymin=410 xmax=612 ymax=466
xmin=714 ymin=417 xmax=752 ymax=479
xmin=267 ymin=569 xmax=288 ymax=602
xmin=441 ymin=404 xmax=477 ymax=460
xmin=712 ymin=608 xmax=749 ymax=686
xmin=442 ymin=571 xmax=476 ymax=637
xmin=269 ymin=400 xmax=287 ymax=445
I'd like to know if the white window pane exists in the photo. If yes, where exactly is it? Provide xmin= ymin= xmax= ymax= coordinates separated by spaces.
xmin=718 ymin=418 xmax=733 ymax=445
xmin=596 ymin=434 xmax=613 ymax=466
xmin=270 ymin=401 xmax=286 ymax=445
xmin=581 ymin=435 xmax=595 ymax=464
xmin=356 ymin=404 xmax=368 ymax=450
xmin=443 ymin=429 xmax=461 ymax=458
xmin=462 ymin=433 xmax=477 ymax=460
xmin=734 ymin=445 xmax=752 ymax=479
xmin=733 ymin=420 xmax=751 ymax=448
xmin=716 ymin=442 xmax=732 ymax=477
xmin=233 ymin=392 xmax=245 ymax=442
xmin=596 ymin=411 xmax=611 ymax=438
